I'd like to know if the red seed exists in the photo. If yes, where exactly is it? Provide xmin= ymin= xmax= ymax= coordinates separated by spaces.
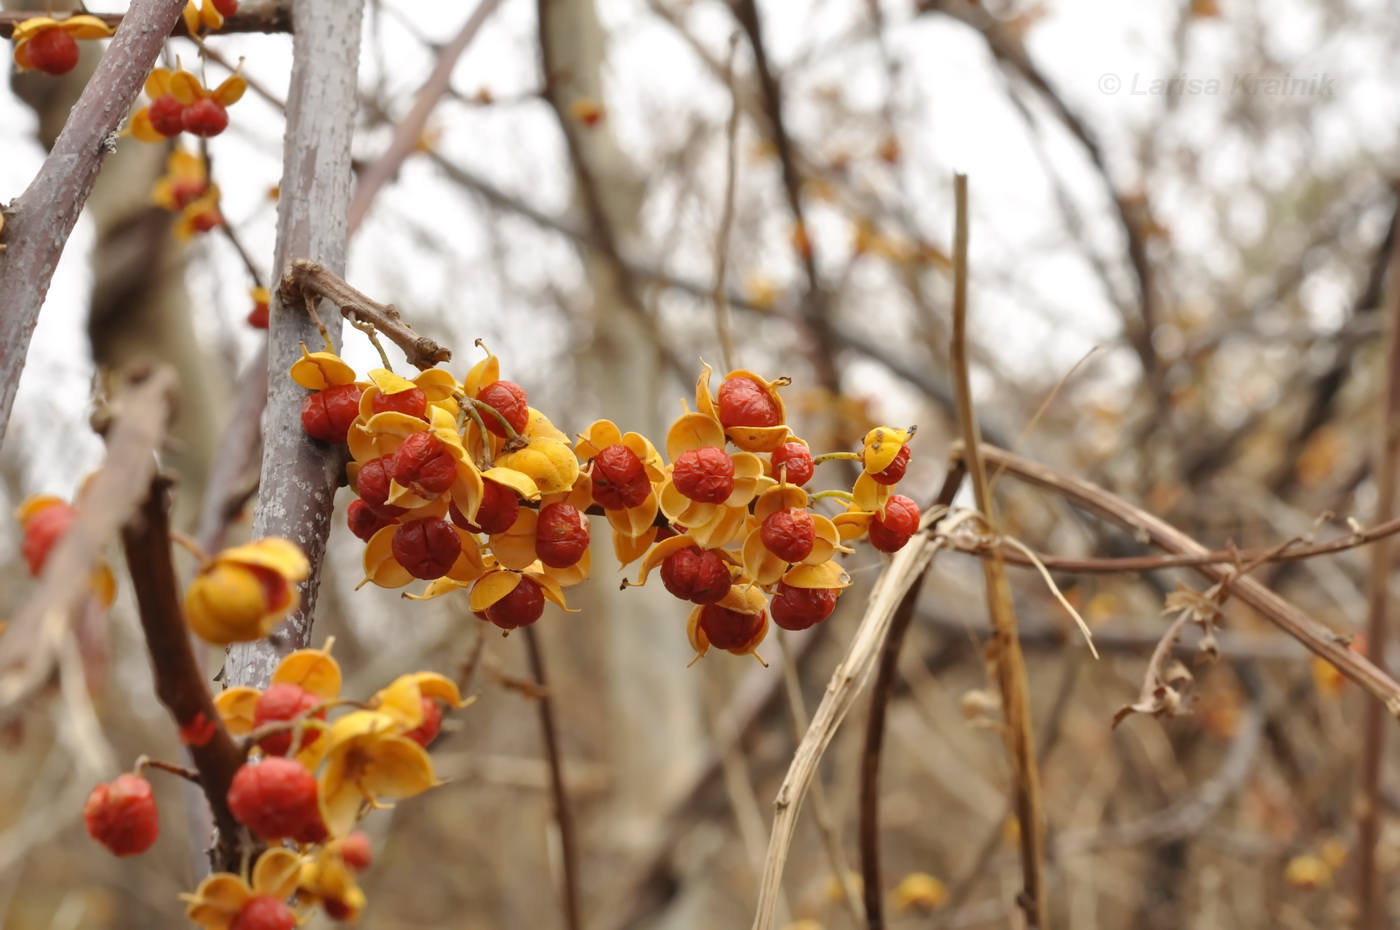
xmin=770 ymin=583 xmax=838 ymax=631
xmin=83 ymin=774 xmax=159 ymax=857
xmin=870 ymin=444 xmax=911 ymax=486
xmin=252 ymin=683 xmax=324 ymax=756
xmin=450 ymin=479 xmax=519 ymax=535
xmin=338 ymin=831 xmax=373 ymax=871
xmin=475 ymin=381 xmax=529 ymax=438
xmin=392 ymin=431 xmax=457 ymax=498
xmin=346 ymin=499 xmax=397 ymax=542
xmin=21 ymin=503 xmax=74 ymax=576
xmin=371 ymin=387 xmax=427 ymax=419
xmin=229 ymin=895 xmax=297 ymax=930
xmin=169 ymin=178 xmax=209 ymax=208
xmin=868 ymin=495 xmax=920 ymax=553
xmin=591 ymin=444 xmax=650 ymax=509
xmin=226 ymin=758 xmax=322 ymax=841
xmin=760 ymin=508 xmax=816 ymax=563
xmin=535 ymin=502 xmax=589 ymax=568
xmin=392 ymin=517 xmax=462 ymax=580
xmin=246 ymin=300 xmax=270 ymax=329
xmin=698 ymin=604 xmax=765 ymax=652
xmin=717 ymin=376 xmax=781 ymax=430
xmin=403 ymin=696 xmax=443 ymax=747
xmin=26 ymin=28 xmax=79 ymax=76
xmin=212 ymin=0 xmax=240 ymax=15
xmin=148 ymin=94 xmax=187 ymax=138
xmin=483 ymin=575 xmax=545 ymax=630
xmin=355 ymin=455 xmax=408 ymax=519
xmin=182 ymin=97 xmax=229 ymax=138
xmin=300 ymin=383 xmax=363 ymax=444
xmin=190 ymin=208 xmax=224 ymax=233
xmin=660 ymin=545 xmax=731 ymax=604
xmin=671 ymin=447 xmax=735 ymax=504
xmin=769 ymin=442 xmax=814 ymax=486
xmin=322 ymin=898 xmax=356 ymax=922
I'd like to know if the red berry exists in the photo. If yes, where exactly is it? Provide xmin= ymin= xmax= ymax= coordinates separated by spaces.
xmin=717 ymin=376 xmax=781 ymax=430
xmin=671 ymin=447 xmax=735 ymax=504
xmin=483 ymin=575 xmax=545 ymax=630
xmin=372 ymin=387 xmax=427 ymax=419
xmin=475 ymin=381 xmax=529 ymax=438
xmin=403 ymin=696 xmax=443 ymax=747
xmin=300 ymin=383 xmax=363 ymax=444
xmin=535 ymin=502 xmax=589 ymax=568
xmin=449 ymin=479 xmax=519 ymax=535
xmin=338 ymin=831 xmax=373 ymax=871
xmin=190 ymin=208 xmax=223 ymax=233
xmin=770 ymin=442 xmax=814 ymax=486
xmin=346 ymin=498 xmax=397 ymax=542
xmin=182 ymin=97 xmax=229 ymax=138
xmin=392 ymin=431 xmax=457 ymax=498
xmin=252 ymin=683 xmax=323 ymax=756
xmin=591 ymin=444 xmax=650 ymax=509
xmin=148 ymin=94 xmax=187 ymax=138
xmin=868 ymin=495 xmax=920 ymax=553
xmin=870 ymin=444 xmax=911 ymax=485
xmin=230 ymin=895 xmax=296 ymax=930
xmin=212 ymin=0 xmax=240 ymax=15
xmin=392 ymin=517 xmax=462 ymax=580
xmin=83 ymin=774 xmax=159 ymax=857
xmin=770 ymin=583 xmax=838 ymax=631
xmin=21 ymin=503 xmax=74 ymax=576
xmin=25 ymin=28 xmax=79 ymax=76
xmin=760 ymin=508 xmax=816 ymax=563
xmin=697 ymin=604 xmax=766 ymax=651
xmin=246 ymin=300 xmax=270 ymax=329
xmin=323 ymin=898 xmax=356 ymax=922
xmin=355 ymin=456 xmax=408 ymax=519
xmin=227 ymin=757 xmax=323 ymax=841
xmin=169 ymin=178 xmax=209 ymax=209
xmin=660 ymin=546 xmax=731 ymax=604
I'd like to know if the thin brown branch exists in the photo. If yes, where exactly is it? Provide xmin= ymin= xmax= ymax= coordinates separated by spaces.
xmin=0 ymin=2 xmax=291 ymax=38
xmin=969 ymin=444 xmax=1400 ymax=715
xmin=522 ymin=627 xmax=582 ymax=930
xmin=223 ymin=0 xmax=366 ymax=691
xmin=282 ymin=259 xmax=452 ymax=370
xmin=0 ymin=0 xmax=189 ymax=448
xmin=347 ymin=0 xmax=506 ymax=234
xmin=123 ymin=473 xmax=250 ymax=870
xmin=1355 ymin=202 xmax=1400 ymax=930
xmin=946 ymin=173 xmax=1048 ymax=928
xmin=0 ymin=366 xmax=177 ymax=718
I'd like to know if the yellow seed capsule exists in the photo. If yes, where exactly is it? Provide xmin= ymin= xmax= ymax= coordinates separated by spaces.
xmin=184 ymin=563 xmax=278 ymax=644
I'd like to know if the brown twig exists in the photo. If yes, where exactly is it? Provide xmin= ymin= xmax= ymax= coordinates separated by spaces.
xmin=522 ymin=627 xmax=582 ymax=930
xmin=946 ymin=173 xmax=1048 ymax=928
xmin=123 ymin=478 xmax=250 ymax=872
xmin=0 ymin=0 xmax=190 ymax=448
xmin=0 ymin=1 xmax=291 ymax=38
xmin=223 ymin=0 xmax=366 ymax=691
xmin=347 ymin=0 xmax=506 ymax=234
xmin=281 ymin=259 xmax=451 ymax=370
xmin=1354 ymin=203 xmax=1400 ymax=930
xmin=969 ymin=444 xmax=1400 ymax=714
xmin=0 ymin=367 xmax=177 ymax=718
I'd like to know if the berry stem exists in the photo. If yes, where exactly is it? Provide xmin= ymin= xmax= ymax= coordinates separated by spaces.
xmin=454 ymin=392 xmax=493 ymax=469
xmin=135 ymin=754 xmax=203 ymax=784
xmin=809 ymin=489 xmax=855 ymax=504
xmin=168 ymin=529 xmax=211 ymax=566
xmin=470 ymin=396 xmax=526 ymax=448
xmin=348 ymin=310 xmax=394 ymax=371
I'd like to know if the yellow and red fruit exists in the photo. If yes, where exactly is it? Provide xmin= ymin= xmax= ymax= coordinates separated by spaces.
xmin=672 ymin=447 xmax=735 ymax=504
xmin=403 ymin=697 xmax=443 ymax=747
xmin=870 ymin=444 xmax=911 ymax=485
xmin=148 ymin=94 xmax=188 ymax=138
xmin=355 ymin=456 xmax=408 ymax=519
xmin=392 ymin=432 xmax=457 ymax=498
xmin=391 ymin=517 xmax=461 ymax=580
xmin=252 ymin=683 xmax=324 ymax=756
xmin=301 ymin=383 xmax=363 ymax=444
xmin=770 ymin=582 xmax=838 ymax=631
xmin=769 ymin=441 xmax=814 ymax=486
xmin=182 ymin=97 xmax=229 ymax=138
xmin=476 ymin=380 xmax=529 ymax=437
xmin=21 ymin=500 xmax=74 ymax=576
xmin=660 ymin=545 xmax=731 ymax=604
xmin=24 ymin=27 xmax=79 ymax=75
xmin=697 ymin=603 xmax=767 ymax=652
xmin=227 ymin=757 xmax=323 ymax=841
xmin=229 ymin=895 xmax=296 ymax=930
xmin=346 ymin=499 xmax=397 ymax=542
xmin=450 ymin=479 xmax=517 ymax=535
xmin=717 ymin=376 xmax=781 ymax=430
xmin=371 ymin=386 xmax=427 ymax=419
xmin=535 ymin=502 xmax=589 ymax=569
xmin=84 ymin=774 xmax=159 ymax=857
xmin=481 ymin=575 xmax=545 ymax=630
xmin=760 ymin=508 xmax=816 ymax=564
xmin=591 ymin=444 xmax=650 ymax=509
xmin=868 ymin=494 xmax=920 ymax=553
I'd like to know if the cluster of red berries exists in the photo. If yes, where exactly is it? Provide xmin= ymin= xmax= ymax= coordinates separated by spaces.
xmin=146 ymin=92 xmax=231 ymax=139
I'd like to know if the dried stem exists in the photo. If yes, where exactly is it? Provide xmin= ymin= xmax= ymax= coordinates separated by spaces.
xmin=1354 ymin=206 xmax=1400 ymax=929
xmin=969 ymin=444 xmax=1400 ymax=714
xmin=0 ymin=0 xmax=190 ymax=448
xmin=281 ymin=259 xmax=451 ymax=370
xmin=122 ymin=475 xmax=250 ymax=869
xmin=711 ymin=33 xmax=742 ymax=373
xmin=522 ymin=627 xmax=583 ymax=930
xmin=946 ymin=173 xmax=1048 ymax=928
xmin=0 ymin=367 xmax=178 ymax=718
xmin=347 ymin=0 xmax=506 ymax=234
